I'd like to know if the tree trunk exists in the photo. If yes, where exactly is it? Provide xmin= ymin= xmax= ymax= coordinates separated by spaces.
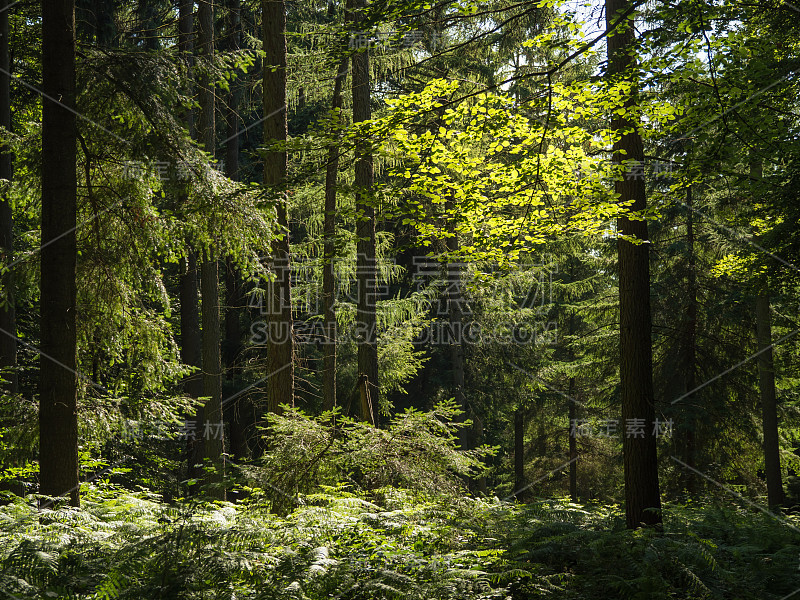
xmin=351 ymin=0 xmax=378 ymax=424
xmin=223 ymin=0 xmax=241 ymax=381
xmin=198 ymin=0 xmax=225 ymax=499
xmin=40 ymin=0 xmax=79 ymax=507
xmin=322 ymin=56 xmax=348 ymax=412
xmin=750 ymin=155 xmax=783 ymax=508
xmin=757 ymin=295 xmax=784 ymax=507
xmin=177 ymin=0 xmax=205 ymax=483
xmin=0 ymin=0 xmax=16 ymax=394
xmin=447 ymin=248 xmax=467 ymax=447
xmin=606 ymin=0 xmax=662 ymax=528
xmin=683 ymin=184 xmax=698 ymax=493
xmin=201 ymin=256 xmax=225 ymax=497
xmin=180 ymin=253 xmax=202 ymax=386
xmin=514 ymin=408 xmax=524 ymax=500
xmin=566 ymin=307 xmax=578 ymax=502
xmin=222 ymin=0 xmax=250 ymax=463
xmin=445 ymin=222 xmax=473 ymax=478
xmin=568 ymin=378 xmax=577 ymax=502
xmin=177 ymin=1 xmax=199 ymax=393
xmin=262 ymin=0 xmax=294 ymax=414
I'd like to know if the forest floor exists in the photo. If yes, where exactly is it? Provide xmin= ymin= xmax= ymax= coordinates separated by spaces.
xmin=1 ymin=485 xmax=799 ymax=599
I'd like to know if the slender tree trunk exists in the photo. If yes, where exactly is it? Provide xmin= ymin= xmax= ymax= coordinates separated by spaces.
xmin=222 ymin=0 xmax=250 ymax=463
xmin=472 ymin=414 xmax=487 ymax=493
xmin=180 ymin=252 xmax=202 ymax=397
xmin=0 ymin=0 xmax=16 ymax=393
xmin=40 ymin=0 xmax=79 ymax=507
xmin=514 ymin=408 xmax=524 ymax=500
xmin=568 ymin=378 xmax=577 ymax=502
xmin=322 ymin=56 xmax=348 ymax=412
xmin=683 ymin=184 xmax=698 ymax=493
xmin=351 ymin=0 xmax=378 ymax=424
xmin=445 ymin=222 xmax=474 ymax=480
xmin=223 ymin=0 xmax=241 ymax=381
xmin=757 ymin=293 xmax=784 ymax=507
xmin=224 ymin=259 xmax=241 ymax=378
xmin=566 ymin=307 xmax=578 ymax=502
xmin=201 ymin=256 xmax=224 ymax=497
xmin=178 ymin=1 xmax=200 ymax=389
xmin=606 ymin=0 xmax=662 ymax=528
xmin=177 ymin=0 xmax=205 ymax=482
xmin=748 ymin=156 xmax=784 ymax=507
xmin=447 ymin=242 xmax=468 ymax=447
xmin=750 ymin=156 xmax=783 ymax=507
xmin=197 ymin=0 xmax=225 ymax=499
xmin=262 ymin=0 xmax=294 ymax=413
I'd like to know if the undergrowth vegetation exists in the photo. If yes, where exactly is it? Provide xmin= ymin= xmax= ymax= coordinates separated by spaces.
xmin=1 ymin=487 xmax=798 ymax=599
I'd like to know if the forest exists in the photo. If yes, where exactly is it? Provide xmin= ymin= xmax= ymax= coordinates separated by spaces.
xmin=0 ymin=0 xmax=799 ymax=597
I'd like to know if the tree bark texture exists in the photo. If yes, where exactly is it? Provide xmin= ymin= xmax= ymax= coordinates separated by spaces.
xmin=40 ymin=0 xmax=80 ymax=507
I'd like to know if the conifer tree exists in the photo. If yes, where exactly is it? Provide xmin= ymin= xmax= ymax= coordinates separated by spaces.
xmin=40 ymin=0 xmax=80 ymax=507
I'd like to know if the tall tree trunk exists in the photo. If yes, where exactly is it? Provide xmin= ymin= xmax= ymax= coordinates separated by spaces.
xmin=180 ymin=252 xmax=202 ymax=397
xmin=223 ymin=0 xmax=241 ymax=380
xmin=568 ymin=378 xmax=577 ymax=502
xmin=177 ymin=3 xmax=199 ymax=383
xmin=322 ymin=56 xmax=348 ymax=412
xmin=262 ymin=0 xmax=294 ymax=413
xmin=606 ymin=0 xmax=662 ymax=528
xmin=40 ymin=0 xmax=79 ymax=507
xmin=0 ymin=0 xmax=16 ymax=394
xmin=446 ymin=236 xmax=467 ymax=446
xmin=752 ymin=156 xmax=784 ymax=507
xmin=223 ymin=0 xmax=250 ymax=462
xmin=566 ymin=307 xmax=578 ymax=502
xmin=445 ymin=218 xmax=474 ymax=481
xmin=683 ymin=184 xmax=698 ymax=493
xmin=198 ymin=0 xmax=225 ymax=499
xmin=514 ymin=408 xmax=524 ymax=500
xmin=224 ymin=259 xmax=241 ymax=379
xmin=351 ymin=0 xmax=378 ymax=424
xmin=177 ymin=0 xmax=205 ymax=482
xmin=757 ymin=294 xmax=784 ymax=507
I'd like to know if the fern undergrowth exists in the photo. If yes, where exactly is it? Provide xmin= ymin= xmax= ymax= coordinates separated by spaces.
xmin=1 ymin=485 xmax=799 ymax=599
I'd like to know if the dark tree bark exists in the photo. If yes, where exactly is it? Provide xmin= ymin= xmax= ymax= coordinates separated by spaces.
xmin=180 ymin=252 xmax=202 ymax=399
xmin=757 ymin=293 xmax=784 ymax=507
xmin=566 ymin=307 xmax=578 ymax=502
xmin=40 ymin=0 xmax=79 ymax=507
xmin=322 ymin=56 xmax=348 ymax=412
xmin=178 ymin=0 xmax=204 ymax=482
xmin=262 ymin=0 xmax=294 ymax=413
xmin=750 ymin=156 xmax=783 ymax=507
xmin=222 ymin=0 xmax=251 ymax=463
xmin=351 ymin=0 xmax=378 ymax=424
xmin=445 ymin=222 xmax=470 ymax=457
xmin=223 ymin=0 xmax=241 ymax=381
xmin=606 ymin=0 xmax=662 ymax=528
xmin=178 ymin=0 xmax=201 ymax=400
xmin=514 ymin=408 xmax=524 ymax=500
xmin=682 ymin=184 xmax=698 ymax=494
xmin=0 ymin=0 xmax=16 ymax=394
xmin=198 ymin=0 xmax=225 ymax=499
xmin=568 ymin=378 xmax=577 ymax=502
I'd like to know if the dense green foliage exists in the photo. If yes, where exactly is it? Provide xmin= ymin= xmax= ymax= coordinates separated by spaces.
xmin=1 ymin=0 xmax=800 ymax=595
xmin=2 ymin=486 xmax=799 ymax=599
